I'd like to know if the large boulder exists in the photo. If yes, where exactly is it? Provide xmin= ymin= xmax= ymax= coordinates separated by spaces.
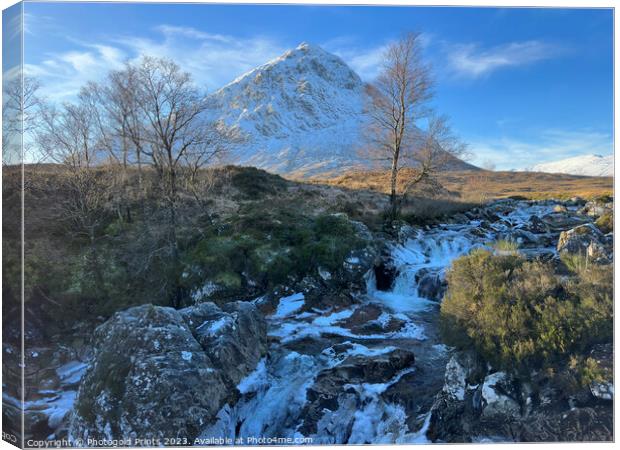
xmin=69 ymin=302 xmax=266 ymax=444
xmin=557 ymin=223 xmax=606 ymax=255
xmin=579 ymin=199 xmax=613 ymax=218
xmin=541 ymin=213 xmax=589 ymax=231
xmin=427 ymin=351 xmax=488 ymax=442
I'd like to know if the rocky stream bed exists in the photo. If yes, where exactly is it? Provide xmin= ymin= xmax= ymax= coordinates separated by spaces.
xmin=5 ymin=198 xmax=614 ymax=445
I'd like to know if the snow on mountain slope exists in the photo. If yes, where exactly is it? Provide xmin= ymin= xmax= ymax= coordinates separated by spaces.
xmin=532 ymin=154 xmax=614 ymax=177
xmin=208 ymin=43 xmax=366 ymax=176
xmin=208 ymin=43 xmax=476 ymax=177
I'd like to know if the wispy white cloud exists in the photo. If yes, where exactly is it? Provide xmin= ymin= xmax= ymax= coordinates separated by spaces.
xmin=26 ymin=24 xmax=286 ymax=102
xmin=329 ymin=44 xmax=389 ymax=80
xmin=446 ymin=40 xmax=562 ymax=79
xmin=25 ymin=44 xmax=127 ymax=101
xmin=469 ymin=128 xmax=613 ymax=170
xmin=154 ymin=25 xmax=232 ymax=43
xmin=325 ymin=33 xmax=433 ymax=81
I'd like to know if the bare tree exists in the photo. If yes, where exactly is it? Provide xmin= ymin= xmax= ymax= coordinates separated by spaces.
xmin=36 ymin=93 xmax=111 ymax=293
xmin=2 ymin=75 xmax=42 ymax=166
xmin=130 ymin=56 xmax=226 ymax=307
xmin=31 ymin=56 xmax=233 ymax=308
xmin=365 ymin=33 xmax=465 ymax=219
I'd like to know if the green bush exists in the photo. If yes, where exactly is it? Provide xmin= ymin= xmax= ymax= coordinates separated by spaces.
xmin=229 ymin=166 xmax=288 ymax=199
xmin=182 ymin=211 xmax=365 ymax=296
xmin=595 ymin=211 xmax=613 ymax=234
xmin=492 ymin=239 xmax=519 ymax=253
xmin=440 ymin=248 xmax=612 ymax=376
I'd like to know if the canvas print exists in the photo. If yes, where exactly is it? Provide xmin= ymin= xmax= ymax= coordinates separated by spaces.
xmin=2 ymin=1 xmax=614 ymax=447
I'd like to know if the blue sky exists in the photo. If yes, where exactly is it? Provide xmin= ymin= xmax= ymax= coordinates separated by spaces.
xmin=17 ymin=3 xmax=614 ymax=170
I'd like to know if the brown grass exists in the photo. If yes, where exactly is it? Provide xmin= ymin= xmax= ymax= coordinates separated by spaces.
xmin=307 ymin=168 xmax=613 ymax=202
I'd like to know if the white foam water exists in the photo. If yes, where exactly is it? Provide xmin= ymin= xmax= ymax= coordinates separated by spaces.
xmin=201 ymin=201 xmax=559 ymax=444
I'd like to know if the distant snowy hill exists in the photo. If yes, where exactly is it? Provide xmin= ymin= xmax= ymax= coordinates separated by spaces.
xmin=208 ymin=43 xmax=477 ymax=177
xmin=531 ymin=154 xmax=613 ymax=177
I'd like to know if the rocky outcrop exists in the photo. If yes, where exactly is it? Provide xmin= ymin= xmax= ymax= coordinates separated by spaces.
xmin=541 ymin=212 xmax=589 ymax=231
xmin=557 ymin=223 xmax=606 ymax=255
xmin=428 ymin=350 xmax=613 ymax=443
xmin=579 ymin=199 xmax=613 ymax=218
xmin=479 ymin=372 xmax=521 ymax=419
xmin=69 ymin=302 xmax=267 ymax=443
xmin=299 ymin=346 xmax=415 ymax=439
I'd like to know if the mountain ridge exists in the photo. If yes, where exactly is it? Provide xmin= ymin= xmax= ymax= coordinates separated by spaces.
xmin=531 ymin=154 xmax=613 ymax=177
xmin=208 ymin=42 xmax=478 ymax=177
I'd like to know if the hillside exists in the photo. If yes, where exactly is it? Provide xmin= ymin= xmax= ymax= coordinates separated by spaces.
xmin=532 ymin=154 xmax=613 ymax=177
xmin=312 ymin=168 xmax=613 ymax=201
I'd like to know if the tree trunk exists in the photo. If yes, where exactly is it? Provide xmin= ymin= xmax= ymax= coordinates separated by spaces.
xmin=389 ymin=147 xmax=400 ymax=219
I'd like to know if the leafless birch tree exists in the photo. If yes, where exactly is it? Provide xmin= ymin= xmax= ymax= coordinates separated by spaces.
xmin=365 ymin=33 xmax=466 ymax=219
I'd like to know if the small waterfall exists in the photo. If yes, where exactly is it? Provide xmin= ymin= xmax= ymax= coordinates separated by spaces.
xmin=198 ymin=201 xmax=560 ymax=445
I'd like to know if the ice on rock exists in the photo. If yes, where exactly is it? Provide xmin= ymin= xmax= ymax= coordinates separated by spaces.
xmin=273 ymin=292 xmax=306 ymax=318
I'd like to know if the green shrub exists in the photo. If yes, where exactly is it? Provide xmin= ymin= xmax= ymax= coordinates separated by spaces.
xmin=229 ymin=166 xmax=288 ymax=199
xmin=492 ymin=239 xmax=519 ymax=253
xmin=182 ymin=210 xmax=365 ymax=296
xmin=593 ymin=194 xmax=613 ymax=204
xmin=440 ymin=249 xmax=612 ymax=375
xmin=595 ymin=212 xmax=613 ymax=234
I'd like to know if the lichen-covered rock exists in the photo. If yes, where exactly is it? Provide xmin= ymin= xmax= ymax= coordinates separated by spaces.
xmin=69 ymin=302 xmax=266 ymax=444
xmin=579 ymin=200 xmax=612 ymax=218
xmin=180 ymin=301 xmax=267 ymax=387
xmin=557 ymin=223 xmax=606 ymax=255
xmin=542 ymin=213 xmax=589 ymax=231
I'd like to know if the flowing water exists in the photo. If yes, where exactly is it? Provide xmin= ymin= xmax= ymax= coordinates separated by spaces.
xmin=12 ymin=201 xmax=566 ymax=444
xmin=199 ymin=201 xmax=561 ymax=445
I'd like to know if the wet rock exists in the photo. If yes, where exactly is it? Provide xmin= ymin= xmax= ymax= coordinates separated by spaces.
xmin=590 ymin=382 xmax=613 ymax=401
xmin=503 ymin=229 xmax=541 ymax=248
xmin=480 ymin=372 xmax=521 ymax=419
xmin=396 ymin=223 xmax=419 ymax=243
xmin=542 ymin=213 xmax=589 ymax=231
xmin=331 ymin=349 xmax=415 ymax=384
xmin=557 ymin=223 xmax=606 ymax=255
xmin=442 ymin=352 xmax=485 ymax=401
xmin=181 ymin=301 xmax=268 ymax=387
xmin=553 ymin=204 xmax=568 ymax=213
xmin=526 ymin=215 xmax=549 ymax=234
xmin=374 ymin=261 xmax=398 ymax=291
xmin=70 ymin=302 xmax=266 ymax=443
xmin=427 ymin=352 xmax=488 ymax=442
xmin=415 ymin=269 xmax=446 ymax=302
xmin=299 ymin=348 xmax=415 ymax=438
xmin=303 ymin=289 xmax=355 ymax=312
xmin=338 ymin=303 xmax=405 ymax=335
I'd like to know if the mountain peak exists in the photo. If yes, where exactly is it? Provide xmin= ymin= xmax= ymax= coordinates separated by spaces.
xmin=208 ymin=43 xmax=477 ymax=177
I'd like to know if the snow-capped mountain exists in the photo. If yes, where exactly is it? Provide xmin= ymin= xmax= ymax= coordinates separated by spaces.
xmin=531 ymin=154 xmax=614 ymax=177
xmin=208 ymin=43 xmax=476 ymax=177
